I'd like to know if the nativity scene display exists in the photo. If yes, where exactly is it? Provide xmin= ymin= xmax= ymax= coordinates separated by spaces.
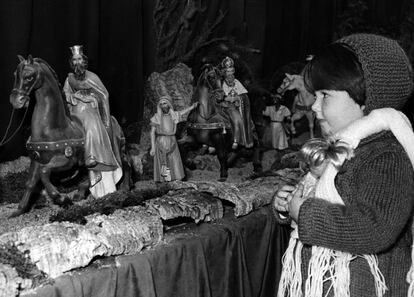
xmin=1 ymin=1 xmax=414 ymax=297
xmin=0 ymin=47 xmax=306 ymax=297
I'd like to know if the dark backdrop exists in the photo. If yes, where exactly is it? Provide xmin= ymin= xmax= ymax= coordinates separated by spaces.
xmin=0 ymin=0 xmax=147 ymax=161
xmin=0 ymin=0 xmax=410 ymax=161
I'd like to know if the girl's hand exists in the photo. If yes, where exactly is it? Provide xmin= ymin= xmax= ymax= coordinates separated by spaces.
xmin=150 ymin=148 xmax=155 ymax=157
xmin=273 ymin=184 xmax=296 ymax=213
xmin=288 ymin=184 xmax=306 ymax=222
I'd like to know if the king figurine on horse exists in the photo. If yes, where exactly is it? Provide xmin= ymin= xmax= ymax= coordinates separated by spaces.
xmin=64 ymin=45 xmax=123 ymax=198
xmin=220 ymin=56 xmax=255 ymax=149
xmin=8 ymin=50 xmax=129 ymax=217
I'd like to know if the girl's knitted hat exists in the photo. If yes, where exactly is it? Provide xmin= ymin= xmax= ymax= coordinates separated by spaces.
xmin=337 ymin=34 xmax=413 ymax=114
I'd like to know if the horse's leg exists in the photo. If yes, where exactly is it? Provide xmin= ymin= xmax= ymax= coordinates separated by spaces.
xmin=305 ymin=110 xmax=316 ymax=139
xmin=40 ymin=156 xmax=73 ymax=207
xmin=217 ymin=148 xmax=228 ymax=182
xmin=252 ymin=136 xmax=264 ymax=173
xmin=290 ymin=111 xmax=304 ymax=135
xmin=73 ymin=178 xmax=91 ymax=202
xmin=9 ymin=161 xmax=41 ymax=217
xmin=212 ymin=133 xmax=228 ymax=181
xmin=178 ymin=134 xmax=199 ymax=170
xmin=118 ymin=155 xmax=132 ymax=191
xmin=40 ymin=166 xmax=72 ymax=207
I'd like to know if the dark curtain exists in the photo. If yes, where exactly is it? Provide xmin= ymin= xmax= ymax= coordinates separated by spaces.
xmin=0 ymin=0 xmax=411 ymax=162
xmin=262 ymin=0 xmax=337 ymax=78
xmin=0 ymin=0 xmax=146 ymax=162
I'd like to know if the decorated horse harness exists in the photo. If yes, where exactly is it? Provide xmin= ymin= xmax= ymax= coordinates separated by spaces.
xmin=26 ymin=137 xmax=85 ymax=163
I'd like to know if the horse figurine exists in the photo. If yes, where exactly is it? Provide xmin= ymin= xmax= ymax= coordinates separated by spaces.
xmin=9 ymin=55 xmax=130 ymax=217
xmin=278 ymin=73 xmax=315 ymax=139
xmin=181 ymin=64 xmax=234 ymax=181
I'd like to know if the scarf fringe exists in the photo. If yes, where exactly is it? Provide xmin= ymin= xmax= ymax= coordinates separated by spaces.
xmin=293 ymin=242 xmax=304 ymax=296
xmin=362 ymin=255 xmax=387 ymax=297
xmin=304 ymin=246 xmax=334 ymax=297
xmin=332 ymin=252 xmax=354 ymax=297
xmin=278 ymin=237 xmax=303 ymax=297
xmin=407 ymin=243 xmax=414 ymax=297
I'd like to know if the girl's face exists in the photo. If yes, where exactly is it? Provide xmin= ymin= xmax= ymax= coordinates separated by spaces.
xmin=312 ymin=90 xmax=365 ymax=136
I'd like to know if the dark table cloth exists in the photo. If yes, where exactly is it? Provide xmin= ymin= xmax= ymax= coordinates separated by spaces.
xmin=27 ymin=206 xmax=289 ymax=297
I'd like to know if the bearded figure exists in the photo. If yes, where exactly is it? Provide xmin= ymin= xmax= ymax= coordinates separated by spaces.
xmin=63 ymin=45 xmax=122 ymax=198
xmin=150 ymin=96 xmax=197 ymax=182
xmin=220 ymin=57 xmax=255 ymax=149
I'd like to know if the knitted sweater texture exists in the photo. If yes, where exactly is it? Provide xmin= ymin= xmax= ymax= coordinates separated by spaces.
xmin=297 ymin=131 xmax=414 ymax=296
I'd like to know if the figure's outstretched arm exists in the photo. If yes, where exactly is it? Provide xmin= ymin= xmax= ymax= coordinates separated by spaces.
xmin=178 ymin=102 xmax=198 ymax=122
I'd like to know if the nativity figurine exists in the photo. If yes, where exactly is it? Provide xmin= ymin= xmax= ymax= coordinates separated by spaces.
xmin=262 ymin=96 xmax=291 ymax=150
xmin=220 ymin=56 xmax=255 ymax=149
xmin=277 ymin=73 xmax=315 ymax=139
xmin=63 ymin=45 xmax=123 ymax=198
xmin=150 ymin=96 xmax=197 ymax=182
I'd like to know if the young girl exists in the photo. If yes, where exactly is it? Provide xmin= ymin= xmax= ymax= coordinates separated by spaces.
xmin=273 ymin=34 xmax=414 ymax=297
xmin=263 ymin=97 xmax=291 ymax=150
xmin=279 ymin=108 xmax=414 ymax=297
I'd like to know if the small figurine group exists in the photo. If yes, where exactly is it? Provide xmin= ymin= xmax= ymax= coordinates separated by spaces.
xmin=149 ymin=56 xmax=256 ymax=182
xmin=261 ymin=70 xmax=317 ymax=150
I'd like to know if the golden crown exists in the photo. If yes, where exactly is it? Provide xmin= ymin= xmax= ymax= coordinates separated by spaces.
xmin=70 ymin=45 xmax=84 ymax=57
xmin=221 ymin=56 xmax=234 ymax=70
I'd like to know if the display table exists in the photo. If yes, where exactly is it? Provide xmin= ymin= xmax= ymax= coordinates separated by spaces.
xmin=27 ymin=206 xmax=289 ymax=297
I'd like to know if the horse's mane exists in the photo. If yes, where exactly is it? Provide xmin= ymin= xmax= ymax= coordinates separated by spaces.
xmin=197 ymin=64 xmax=222 ymax=90
xmin=34 ymin=58 xmax=70 ymax=117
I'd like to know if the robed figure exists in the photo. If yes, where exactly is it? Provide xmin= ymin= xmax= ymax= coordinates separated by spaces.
xmin=150 ymin=97 xmax=197 ymax=182
xmin=63 ymin=45 xmax=122 ymax=198
xmin=220 ymin=57 xmax=255 ymax=149
xmin=262 ymin=101 xmax=291 ymax=150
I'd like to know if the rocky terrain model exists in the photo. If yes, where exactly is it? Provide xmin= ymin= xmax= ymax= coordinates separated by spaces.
xmin=173 ymin=168 xmax=303 ymax=216
xmin=0 ymin=206 xmax=163 ymax=278
xmin=146 ymin=189 xmax=223 ymax=223
xmin=0 ymin=166 xmax=302 ymax=297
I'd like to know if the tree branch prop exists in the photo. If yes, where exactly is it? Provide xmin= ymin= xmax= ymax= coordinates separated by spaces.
xmin=153 ymin=0 xmax=228 ymax=71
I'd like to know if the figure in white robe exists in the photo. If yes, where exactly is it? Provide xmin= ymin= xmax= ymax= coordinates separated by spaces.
xmin=263 ymin=104 xmax=291 ymax=150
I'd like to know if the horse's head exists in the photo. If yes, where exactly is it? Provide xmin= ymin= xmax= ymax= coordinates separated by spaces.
xmin=197 ymin=64 xmax=224 ymax=102
xmin=278 ymin=73 xmax=305 ymax=94
xmin=10 ymin=55 xmax=41 ymax=109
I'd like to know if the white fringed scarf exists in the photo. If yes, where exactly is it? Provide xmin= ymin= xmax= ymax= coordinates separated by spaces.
xmin=278 ymin=108 xmax=414 ymax=297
